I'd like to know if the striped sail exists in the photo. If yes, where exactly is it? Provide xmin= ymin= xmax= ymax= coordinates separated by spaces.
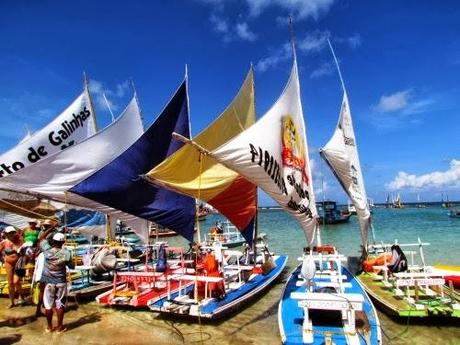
xmin=211 ymin=61 xmax=318 ymax=245
xmin=145 ymin=69 xmax=257 ymax=243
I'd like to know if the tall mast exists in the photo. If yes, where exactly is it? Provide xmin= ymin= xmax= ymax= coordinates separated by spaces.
xmin=83 ymin=72 xmax=98 ymax=132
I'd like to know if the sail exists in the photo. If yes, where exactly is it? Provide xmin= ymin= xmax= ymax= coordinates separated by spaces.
xmin=144 ymin=69 xmax=257 ymax=243
xmin=60 ymin=209 xmax=107 ymax=239
xmin=211 ymin=61 xmax=318 ymax=245
xmin=0 ymin=96 xmax=147 ymax=240
xmin=0 ymin=88 xmax=97 ymax=178
xmin=70 ymin=79 xmax=196 ymax=242
xmin=319 ymin=93 xmax=370 ymax=248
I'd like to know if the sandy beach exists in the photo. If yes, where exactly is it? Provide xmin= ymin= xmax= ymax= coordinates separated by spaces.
xmin=1 ymin=271 xmax=459 ymax=345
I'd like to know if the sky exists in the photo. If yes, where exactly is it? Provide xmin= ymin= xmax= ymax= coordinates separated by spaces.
xmin=0 ymin=1 xmax=459 ymax=206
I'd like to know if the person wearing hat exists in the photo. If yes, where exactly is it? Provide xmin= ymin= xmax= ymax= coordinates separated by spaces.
xmin=38 ymin=227 xmax=74 ymax=333
xmin=0 ymin=226 xmax=24 ymax=308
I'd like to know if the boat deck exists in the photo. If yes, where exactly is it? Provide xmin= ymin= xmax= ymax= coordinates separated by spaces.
xmin=357 ymin=272 xmax=460 ymax=318
xmin=279 ymin=262 xmax=381 ymax=345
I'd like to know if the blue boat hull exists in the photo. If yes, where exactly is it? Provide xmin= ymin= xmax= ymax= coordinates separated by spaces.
xmin=150 ymin=255 xmax=288 ymax=320
xmin=278 ymin=262 xmax=381 ymax=345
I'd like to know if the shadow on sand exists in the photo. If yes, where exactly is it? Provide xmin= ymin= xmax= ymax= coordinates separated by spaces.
xmin=65 ymin=312 xmax=102 ymax=331
xmin=0 ymin=315 xmax=37 ymax=328
xmin=0 ymin=333 xmax=22 ymax=345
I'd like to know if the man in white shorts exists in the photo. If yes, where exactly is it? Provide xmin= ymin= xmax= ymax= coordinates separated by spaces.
xmin=39 ymin=227 xmax=74 ymax=333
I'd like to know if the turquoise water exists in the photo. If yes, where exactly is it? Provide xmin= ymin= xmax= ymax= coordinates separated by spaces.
xmin=158 ymin=206 xmax=460 ymax=345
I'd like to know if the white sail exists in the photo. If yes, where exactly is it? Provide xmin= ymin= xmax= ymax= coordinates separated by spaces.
xmin=0 ymin=87 xmax=97 ymax=178
xmin=0 ymin=96 xmax=149 ymax=241
xmin=212 ymin=60 xmax=318 ymax=245
xmin=320 ymin=93 xmax=370 ymax=248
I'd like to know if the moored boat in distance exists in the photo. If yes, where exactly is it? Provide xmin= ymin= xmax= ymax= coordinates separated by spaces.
xmin=393 ymin=193 xmax=404 ymax=208
xmin=448 ymin=208 xmax=460 ymax=218
xmin=205 ymin=220 xmax=266 ymax=248
xmin=317 ymin=201 xmax=351 ymax=224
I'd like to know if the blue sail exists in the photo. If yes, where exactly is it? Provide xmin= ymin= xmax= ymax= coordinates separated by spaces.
xmin=70 ymin=80 xmax=196 ymax=241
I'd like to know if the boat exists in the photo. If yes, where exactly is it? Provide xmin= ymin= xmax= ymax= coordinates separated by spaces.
xmin=385 ymin=194 xmax=392 ymax=208
xmin=358 ymin=241 xmax=460 ymax=317
xmin=441 ymin=193 xmax=453 ymax=208
xmin=280 ymin=248 xmax=381 ymax=344
xmin=347 ymin=199 xmax=357 ymax=215
xmin=197 ymin=203 xmax=210 ymax=221
xmin=96 ymin=245 xmax=195 ymax=307
xmin=317 ymin=200 xmax=351 ymax=224
xmin=145 ymin=67 xmax=288 ymax=320
xmin=205 ymin=220 xmax=266 ymax=248
xmin=448 ymin=209 xmax=460 ymax=218
xmin=393 ymin=193 xmax=404 ymax=208
xmin=432 ymin=264 xmax=460 ymax=289
xmin=290 ymin=40 xmax=380 ymax=344
xmin=149 ymin=243 xmax=287 ymax=319
xmin=416 ymin=194 xmax=426 ymax=208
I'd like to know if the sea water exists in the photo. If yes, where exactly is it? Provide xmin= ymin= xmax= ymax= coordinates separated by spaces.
xmin=145 ymin=206 xmax=460 ymax=344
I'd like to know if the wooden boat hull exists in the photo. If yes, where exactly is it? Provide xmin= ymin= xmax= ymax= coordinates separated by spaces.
xmin=68 ymin=281 xmax=116 ymax=300
xmin=279 ymin=264 xmax=381 ymax=345
xmin=149 ymin=255 xmax=288 ymax=320
xmin=357 ymin=271 xmax=460 ymax=318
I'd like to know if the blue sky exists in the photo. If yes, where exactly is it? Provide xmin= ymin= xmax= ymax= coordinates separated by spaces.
xmin=1 ymin=1 xmax=459 ymax=206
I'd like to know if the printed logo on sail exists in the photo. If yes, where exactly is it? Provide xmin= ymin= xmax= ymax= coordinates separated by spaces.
xmin=281 ymin=114 xmax=309 ymax=185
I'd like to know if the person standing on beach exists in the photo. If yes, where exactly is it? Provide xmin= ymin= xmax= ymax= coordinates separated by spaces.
xmin=0 ymin=226 xmax=25 ymax=308
xmin=38 ymin=225 xmax=74 ymax=333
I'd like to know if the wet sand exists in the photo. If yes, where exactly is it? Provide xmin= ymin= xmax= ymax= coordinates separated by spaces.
xmin=0 ymin=272 xmax=459 ymax=344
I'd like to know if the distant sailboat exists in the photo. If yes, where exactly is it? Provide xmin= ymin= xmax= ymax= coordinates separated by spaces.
xmin=393 ymin=193 xmax=403 ymax=208
xmin=385 ymin=193 xmax=392 ymax=208
xmin=416 ymin=194 xmax=426 ymax=208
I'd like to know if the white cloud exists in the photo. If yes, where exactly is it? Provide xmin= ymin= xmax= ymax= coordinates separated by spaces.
xmin=255 ymin=30 xmax=329 ymax=73
xmin=373 ymin=88 xmax=435 ymax=116
xmin=235 ymin=22 xmax=258 ymax=41
xmin=387 ymin=160 xmax=460 ymax=191
xmin=210 ymin=14 xmax=229 ymax=34
xmin=310 ymin=61 xmax=333 ymax=78
xmin=373 ymin=89 xmax=412 ymax=113
xmin=335 ymin=33 xmax=361 ymax=49
xmin=209 ymin=15 xmax=257 ymax=42
xmin=298 ymin=30 xmax=330 ymax=53
xmin=89 ymin=79 xmax=130 ymax=112
xmin=255 ymin=43 xmax=291 ymax=72
xmin=246 ymin=0 xmax=335 ymax=20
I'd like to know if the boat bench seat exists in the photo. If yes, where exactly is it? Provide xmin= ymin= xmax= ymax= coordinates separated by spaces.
xmin=290 ymin=292 xmax=364 ymax=344
xmin=393 ymin=272 xmax=444 ymax=279
xmin=224 ymin=265 xmax=254 ymax=271
xmin=168 ymin=274 xmax=224 ymax=283
xmin=291 ymin=291 xmax=364 ymax=312
xmin=297 ymin=274 xmax=347 ymax=281
xmin=295 ymin=281 xmax=352 ymax=289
